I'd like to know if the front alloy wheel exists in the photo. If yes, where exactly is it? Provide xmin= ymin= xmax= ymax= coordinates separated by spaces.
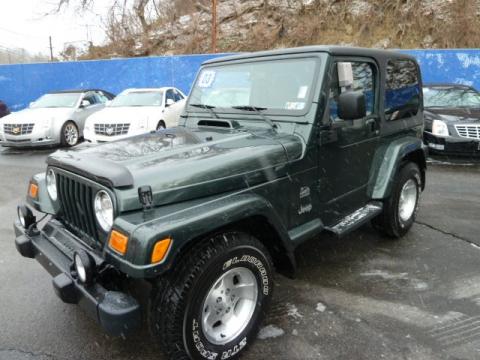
xmin=149 ymin=232 xmax=273 ymax=360
xmin=61 ymin=121 xmax=79 ymax=147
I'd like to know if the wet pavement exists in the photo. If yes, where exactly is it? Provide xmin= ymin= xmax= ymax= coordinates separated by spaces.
xmin=0 ymin=147 xmax=479 ymax=360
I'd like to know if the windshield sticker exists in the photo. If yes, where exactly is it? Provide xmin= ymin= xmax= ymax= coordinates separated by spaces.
xmin=285 ymin=102 xmax=305 ymax=110
xmin=297 ymin=86 xmax=309 ymax=99
xmin=198 ymin=70 xmax=216 ymax=88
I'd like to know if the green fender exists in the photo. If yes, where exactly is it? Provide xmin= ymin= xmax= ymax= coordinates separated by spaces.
xmin=368 ymin=136 xmax=427 ymax=200
xmin=26 ymin=173 xmax=58 ymax=215
xmin=106 ymin=191 xmax=295 ymax=278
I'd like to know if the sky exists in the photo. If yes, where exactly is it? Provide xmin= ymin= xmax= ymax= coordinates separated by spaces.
xmin=0 ymin=0 xmax=112 ymax=57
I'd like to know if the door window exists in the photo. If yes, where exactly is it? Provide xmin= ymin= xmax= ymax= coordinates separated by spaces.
xmin=166 ymin=90 xmax=175 ymax=103
xmin=385 ymin=59 xmax=420 ymax=121
xmin=174 ymin=90 xmax=184 ymax=102
xmin=329 ymin=62 xmax=375 ymax=121
xmin=83 ymin=93 xmax=97 ymax=106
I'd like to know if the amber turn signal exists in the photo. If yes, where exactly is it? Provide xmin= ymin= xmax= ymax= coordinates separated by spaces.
xmin=28 ymin=183 xmax=38 ymax=199
xmin=108 ymin=230 xmax=129 ymax=255
xmin=151 ymin=237 xmax=172 ymax=264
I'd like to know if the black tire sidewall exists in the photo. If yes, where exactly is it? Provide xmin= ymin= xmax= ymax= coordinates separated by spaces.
xmin=390 ymin=163 xmax=421 ymax=236
xmin=183 ymin=244 xmax=273 ymax=360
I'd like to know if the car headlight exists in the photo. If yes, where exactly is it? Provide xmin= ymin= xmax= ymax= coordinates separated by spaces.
xmin=432 ymin=119 xmax=449 ymax=136
xmin=46 ymin=169 xmax=57 ymax=201
xmin=94 ymin=190 xmax=114 ymax=232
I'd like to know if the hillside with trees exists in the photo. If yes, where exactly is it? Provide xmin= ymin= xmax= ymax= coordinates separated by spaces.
xmin=59 ymin=0 xmax=480 ymax=60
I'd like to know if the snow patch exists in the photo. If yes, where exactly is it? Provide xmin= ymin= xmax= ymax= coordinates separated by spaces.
xmin=316 ymin=302 xmax=326 ymax=312
xmin=286 ymin=303 xmax=303 ymax=319
xmin=257 ymin=325 xmax=285 ymax=340
xmin=360 ymin=270 xmax=409 ymax=280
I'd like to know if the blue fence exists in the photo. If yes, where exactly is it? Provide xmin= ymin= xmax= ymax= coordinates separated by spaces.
xmin=1 ymin=49 xmax=480 ymax=111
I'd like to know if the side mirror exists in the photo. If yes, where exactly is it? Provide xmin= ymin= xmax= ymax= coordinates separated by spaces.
xmin=337 ymin=91 xmax=366 ymax=120
xmin=166 ymin=98 xmax=175 ymax=107
xmin=80 ymin=99 xmax=91 ymax=108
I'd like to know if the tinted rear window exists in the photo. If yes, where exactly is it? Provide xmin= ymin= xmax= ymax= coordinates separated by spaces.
xmin=385 ymin=59 xmax=421 ymax=120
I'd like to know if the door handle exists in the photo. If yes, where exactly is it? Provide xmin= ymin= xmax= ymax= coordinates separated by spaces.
xmin=365 ymin=118 xmax=378 ymax=132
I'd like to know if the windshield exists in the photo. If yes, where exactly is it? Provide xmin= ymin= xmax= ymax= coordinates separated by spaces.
xmin=110 ymin=91 xmax=164 ymax=107
xmin=424 ymin=86 xmax=480 ymax=108
xmin=30 ymin=93 xmax=81 ymax=108
xmin=188 ymin=57 xmax=319 ymax=112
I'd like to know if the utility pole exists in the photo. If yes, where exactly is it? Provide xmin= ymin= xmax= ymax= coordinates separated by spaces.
xmin=49 ymin=36 xmax=54 ymax=62
xmin=211 ymin=0 xmax=217 ymax=53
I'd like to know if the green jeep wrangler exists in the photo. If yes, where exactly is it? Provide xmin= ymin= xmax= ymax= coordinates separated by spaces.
xmin=15 ymin=46 xmax=426 ymax=360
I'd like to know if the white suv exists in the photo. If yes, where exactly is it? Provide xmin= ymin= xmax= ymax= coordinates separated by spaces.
xmin=84 ymin=87 xmax=186 ymax=143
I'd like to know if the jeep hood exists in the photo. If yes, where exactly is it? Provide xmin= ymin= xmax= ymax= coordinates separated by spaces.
xmin=47 ymin=126 xmax=303 ymax=210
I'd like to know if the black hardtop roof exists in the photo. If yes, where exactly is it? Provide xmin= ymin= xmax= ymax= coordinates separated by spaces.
xmin=203 ymin=45 xmax=417 ymax=65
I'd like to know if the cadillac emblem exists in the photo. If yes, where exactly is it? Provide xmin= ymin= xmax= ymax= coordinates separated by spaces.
xmin=12 ymin=127 xmax=21 ymax=135
xmin=106 ymin=126 xmax=114 ymax=136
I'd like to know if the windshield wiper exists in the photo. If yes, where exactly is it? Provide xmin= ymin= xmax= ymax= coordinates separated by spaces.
xmin=232 ymin=105 xmax=277 ymax=131
xmin=189 ymin=103 xmax=219 ymax=118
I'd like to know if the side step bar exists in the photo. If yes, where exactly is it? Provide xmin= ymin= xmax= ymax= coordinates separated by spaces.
xmin=325 ymin=201 xmax=383 ymax=237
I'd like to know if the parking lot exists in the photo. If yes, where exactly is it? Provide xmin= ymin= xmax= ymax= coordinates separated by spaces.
xmin=0 ymin=147 xmax=479 ymax=360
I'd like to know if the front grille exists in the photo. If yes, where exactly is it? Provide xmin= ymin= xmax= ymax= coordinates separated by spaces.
xmin=94 ymin=123 xmax=130 ymax=136
xmin=4 ymin=123 xmax=34 ymax=135
xmin=455 ymin=124 xmax=480 ymax=139
xmin=56 ymin=172 xmax=100 ymax=245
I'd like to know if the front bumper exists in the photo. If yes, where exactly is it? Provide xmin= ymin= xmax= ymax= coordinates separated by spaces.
xmin=0 ymin=133 xmax=58 ymax=147
xmin=424 ymin=132 xmax=480 ymax=156
xmin=14 ymin=219 xmax=141 ymax=336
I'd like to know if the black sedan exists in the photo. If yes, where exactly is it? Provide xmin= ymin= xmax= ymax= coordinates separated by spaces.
xmin=423 ymin=83 xmax=480 ymax=156
xmin=0 ymin=100 xmax=9 ymax=118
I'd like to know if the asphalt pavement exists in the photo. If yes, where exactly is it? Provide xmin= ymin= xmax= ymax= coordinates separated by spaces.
xmin=0 ymin=147 xmax=479 ymax=360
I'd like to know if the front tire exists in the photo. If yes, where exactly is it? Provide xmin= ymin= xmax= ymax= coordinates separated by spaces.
xmin=61 ymin=121 xmax=79 ymax=147
xmin=372 ymin=162 xmax=421 ymax=238
xmin=149 ymin=232 xmax=273 ymax=360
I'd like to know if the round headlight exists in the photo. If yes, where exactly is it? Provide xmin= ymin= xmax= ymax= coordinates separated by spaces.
xmin=94 ymin=190 xmax=114 ymax=232
xmin=46 ymin=169 xmax=57 ymax=201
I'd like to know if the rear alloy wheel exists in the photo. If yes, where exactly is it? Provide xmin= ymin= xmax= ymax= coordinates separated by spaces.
xmin=372 ymin=162 xmax=421 ymax=238
xmin=156 ymin=121 xmax=166 ymax=130
xmin=61 ymin=121 xmax=79 ymax=147
xmin=149 ymin=232 xmax=273 ymax=360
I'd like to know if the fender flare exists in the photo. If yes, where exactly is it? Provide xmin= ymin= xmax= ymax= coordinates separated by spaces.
xmin=368 ymin=136 xmax=427 ymax=200
xmin=109 ymin=192 xmax=295 ymax=278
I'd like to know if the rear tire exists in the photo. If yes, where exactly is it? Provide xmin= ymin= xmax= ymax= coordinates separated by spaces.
xmin=156 ymin=120 xmax=166 ymax=130
xmin=149 ymin=232 xmax=273 ymax=360
xmin=61 ymin=121 xmax=79 ymax=147
xmin=372 ymin=162 xmax=421 ymax=238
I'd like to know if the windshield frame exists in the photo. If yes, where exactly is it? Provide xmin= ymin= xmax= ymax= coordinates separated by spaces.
xmin=187 ymin=53 xmax=326 ymax=118
xmin=423 ymin=85 xmax=480 ymax=108
xmin=109 ymin=90 xmax=165 ymax=107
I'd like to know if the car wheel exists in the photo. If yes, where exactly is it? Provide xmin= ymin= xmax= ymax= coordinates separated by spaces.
xmin=156 ymin=121 xmax=166 ymax=130
xmin=149 ymin=231 xmax=273 ymax=360
xmin=372 ymin=162 xmax=421 ymax=238
xmin=61 ymin=121 xmax=79 ymax=147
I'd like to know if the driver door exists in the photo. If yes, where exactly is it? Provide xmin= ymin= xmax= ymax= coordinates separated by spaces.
xmin=318 ymin=57 xmax=381 ymax=226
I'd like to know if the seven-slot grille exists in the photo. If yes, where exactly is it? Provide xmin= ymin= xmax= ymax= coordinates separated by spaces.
xmin=4 ymin=123 xmax=34 ymax=135
xmin=56 ymin=172 xmax=100 ymax=244
xmin=455 ymin=124 xmax=480 ymax=140
xmin=94 ymin=123 xmax=130 ymax=136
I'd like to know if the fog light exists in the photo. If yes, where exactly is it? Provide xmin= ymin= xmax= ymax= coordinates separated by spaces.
xmin=73 ymin=250 xmax=94 ymax=284
xmin=17 ymin=205 xmax=36 ymax=228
